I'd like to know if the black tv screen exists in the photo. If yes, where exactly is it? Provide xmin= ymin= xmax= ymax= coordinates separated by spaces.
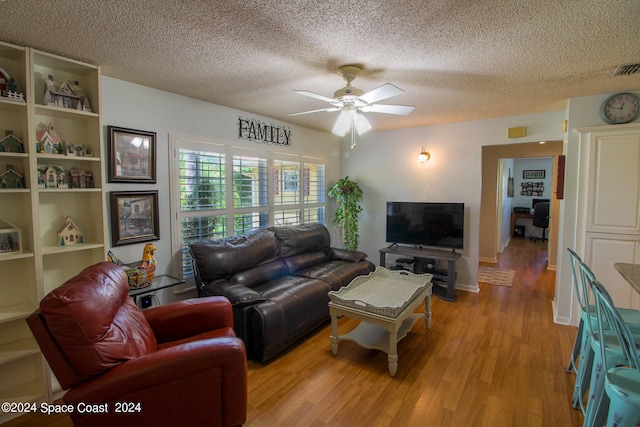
xmin=386 ymin=202 xmax=464 ymax=249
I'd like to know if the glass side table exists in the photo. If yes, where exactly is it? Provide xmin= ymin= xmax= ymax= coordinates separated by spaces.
xmin=129 ymin=274 xmax=186 ymax=304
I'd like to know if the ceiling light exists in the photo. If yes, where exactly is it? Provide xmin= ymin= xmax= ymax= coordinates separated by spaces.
xmin=352 ymin=112 xmax=371 ymax=135
xmin=332 ymin=110 xmax=351 ymax=136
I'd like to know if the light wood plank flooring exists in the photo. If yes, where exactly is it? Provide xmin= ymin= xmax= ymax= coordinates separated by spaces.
xmin=4 ymin=238 xmax=583 ymax=426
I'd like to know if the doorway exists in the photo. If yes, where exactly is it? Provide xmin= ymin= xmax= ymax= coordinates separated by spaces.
xmin=479 ymin=141 xmax=563 ymax=269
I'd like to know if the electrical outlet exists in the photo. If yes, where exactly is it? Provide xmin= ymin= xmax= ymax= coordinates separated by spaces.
xmin=141 ymin=295 xmax=153 ymax=309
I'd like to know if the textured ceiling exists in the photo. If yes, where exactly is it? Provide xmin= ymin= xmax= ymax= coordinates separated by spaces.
xmin=1 ymin=0 xmax=639 ymax=133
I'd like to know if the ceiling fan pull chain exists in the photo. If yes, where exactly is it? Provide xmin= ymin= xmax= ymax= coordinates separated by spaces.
xmin=350 ymin=121 xmax=356 ymax=148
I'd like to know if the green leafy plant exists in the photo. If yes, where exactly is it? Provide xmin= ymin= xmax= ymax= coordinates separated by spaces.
xmin=328 ymin=176 xmax=363 ymax=250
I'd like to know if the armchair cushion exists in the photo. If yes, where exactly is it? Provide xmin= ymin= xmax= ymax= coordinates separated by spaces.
xmin=143 ymin=296 xmax=235 ymax=344
xmin=39 ymin=262 xmax=156 ymax=380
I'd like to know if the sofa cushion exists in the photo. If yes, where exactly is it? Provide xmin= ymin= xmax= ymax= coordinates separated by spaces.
xmin=39 ymin=262 xmax=157 ymax=379
xmin=283 ymin=251 xmax=329 ymax=273
xmin=190 ymin=228 xmax=279 ymax=281
xmin=230 ymin=259 xmax=289 ymax=288
xmin=270 ymin=223 xmax=330 ymax=258
xmin=297 ymin=259 xmax=377 ymax=290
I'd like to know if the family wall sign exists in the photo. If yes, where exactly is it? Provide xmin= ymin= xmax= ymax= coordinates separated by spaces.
xmin=238 ymin=116 xmax=292 ymax=147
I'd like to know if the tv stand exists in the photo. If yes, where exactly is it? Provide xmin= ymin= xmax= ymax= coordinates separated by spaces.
xmin=379 ymin=245 xmax=462 ymax=302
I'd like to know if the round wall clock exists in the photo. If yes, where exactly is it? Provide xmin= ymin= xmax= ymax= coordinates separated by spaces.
xmin=600 ymin=92 xmax=640 ymax=124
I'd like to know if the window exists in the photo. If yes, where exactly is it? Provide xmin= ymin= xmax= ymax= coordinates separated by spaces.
xmin=170 ymin=135 xmax=326 ymax=278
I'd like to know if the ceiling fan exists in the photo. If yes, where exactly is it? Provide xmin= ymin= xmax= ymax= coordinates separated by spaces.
xmin=289 ymin=65 xmax=415 ymax=139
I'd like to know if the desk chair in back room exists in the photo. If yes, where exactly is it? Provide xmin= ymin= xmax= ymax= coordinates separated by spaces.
xmin=530 ymin=202 xmax=550 ymax=242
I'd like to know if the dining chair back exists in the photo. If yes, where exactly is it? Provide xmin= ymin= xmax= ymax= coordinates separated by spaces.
xmin=589 ymin=279 xmax=640 ymax=427
xmin=566 ymin=248 xmax=587 ymax=373
xmin=571 ymin=255 xmax=598 ymax=412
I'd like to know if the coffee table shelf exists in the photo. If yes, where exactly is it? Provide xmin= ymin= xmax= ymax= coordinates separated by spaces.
xmin=337 ymin=312 xmax=424 ymax=353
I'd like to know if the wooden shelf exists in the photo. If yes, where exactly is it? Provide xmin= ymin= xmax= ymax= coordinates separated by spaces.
xmin=0 ymin=338 xmax=40 ymax=366
xmin=0 ymin=303 xmax=35 ymax=324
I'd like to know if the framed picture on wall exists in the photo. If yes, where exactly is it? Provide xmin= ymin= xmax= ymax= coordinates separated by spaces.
xmin=110 ymin=191 xmax=159 ymax=246
xmin=523 ymin=169 xmax=545 ymax=179
xmin=108 ymin=126 xmax=157 ymax=183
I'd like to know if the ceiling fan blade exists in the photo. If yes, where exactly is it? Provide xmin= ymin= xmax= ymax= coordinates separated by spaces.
xmin=332 ymin=110 xmax=352 ymax=136
xmin=293 ymin=90 xmax=341 ymax=105
xmin=288 ymin=107 xmax=340 ymax=116
xmin=361 ymin=104 xmax=415 ymax=115
xmin=358 ymin=83 xmax=405 ymax=104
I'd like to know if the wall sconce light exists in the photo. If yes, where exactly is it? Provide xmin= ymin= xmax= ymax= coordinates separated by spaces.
xmin=419 ymin=147 xmax=431 ymax=163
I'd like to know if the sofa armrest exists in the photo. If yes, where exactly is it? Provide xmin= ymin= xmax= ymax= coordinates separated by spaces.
xmin=327 ymin=247 xmax=368 ymax=262
xmin=64 ymin=337 xmax=247 ymax=426
xmin=201 ymin=279 xmax=266 ymax=307
xmin=144 ymin=297 xmax=233 ymax=344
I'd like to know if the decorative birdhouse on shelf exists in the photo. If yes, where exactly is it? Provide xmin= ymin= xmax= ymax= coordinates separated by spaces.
xmin=0 ymin=131 xmax=24 ymax=153
xmin=69 ymin=169 xmax=94 ymax=188
xmin=0 ymin=67 xmax=24 ymax=101
xmin=43 ymin=75 xmax=91 ymax=111
xmin=0 ymin=165 xmax=24 ymax=189
xmin=36 ymin=122 xmax=63 ymax=155
xmin=0 ymin=219 xmax=22 ymax=254
xmin=37 ymin=164 xmax=67 ymax=189
xmin=57 ymin=215 xmax=83 ymax=246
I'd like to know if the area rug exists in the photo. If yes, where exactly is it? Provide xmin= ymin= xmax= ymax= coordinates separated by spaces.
xmin=477 ymin=266 xmax=515 ymax=287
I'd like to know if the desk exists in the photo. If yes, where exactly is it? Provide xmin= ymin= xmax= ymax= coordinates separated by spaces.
xmin=129 ymin=274 xmax=186 ymax=303
xmin=614 ymin=263 xmax=640 ymax=294
xmin=511 ymin=212 xmax=533 ymax=237
xmin=379 ymin=245 xmax=461 ymax=301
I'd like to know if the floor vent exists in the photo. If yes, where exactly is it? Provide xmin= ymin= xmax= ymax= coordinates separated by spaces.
xmin=613 ymin=63 xmax=640 ymax=76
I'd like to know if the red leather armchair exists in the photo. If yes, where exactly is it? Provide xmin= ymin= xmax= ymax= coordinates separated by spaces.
xmin=26 ymin=262 xmax=247 ymax=427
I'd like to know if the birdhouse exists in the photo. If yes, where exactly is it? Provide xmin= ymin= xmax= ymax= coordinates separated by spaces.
xmin=37 ymin=164 xmax=67 ymax=188
xmin=36 ymin=122 xmax=63 ymax=154
xmin=0 ymin=219 xmax=21 ymax=254
xmin=0 ymin=165 xmax=24 ymax=189
xmin=57 ymin=215 xmax=83 ymax=246
xmin=43 ymin=75 xmax=91 ymax=111
xmin=0 ymin=131 xmax=25 ymax=153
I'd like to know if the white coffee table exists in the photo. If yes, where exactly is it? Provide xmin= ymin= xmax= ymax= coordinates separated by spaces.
xmin=328 ymin=267 xmax=432 ymax=377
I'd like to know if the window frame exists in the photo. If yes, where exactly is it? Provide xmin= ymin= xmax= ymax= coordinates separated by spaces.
xmin=169 ymin=133 xmax=327 ymax=280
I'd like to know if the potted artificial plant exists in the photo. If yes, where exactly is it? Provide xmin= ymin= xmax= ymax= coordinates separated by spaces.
xmin=328 ymin=176 xmax=363 ymax=251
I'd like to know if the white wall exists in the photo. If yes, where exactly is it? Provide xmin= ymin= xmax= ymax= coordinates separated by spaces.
xmin=340 ymin=111 xmax=566 ymax=291
xmin=499 ymin=158 xmax=514 ymax=251
xmin=100 ymin=74 xmax=638 ymax=325
xmin=512 ymin=157 xmax=553 ymax=208
xmin=101 ymin=76 xmax=341 ymax=282
xmin=556 ymin=90 xmax=640 ymax=325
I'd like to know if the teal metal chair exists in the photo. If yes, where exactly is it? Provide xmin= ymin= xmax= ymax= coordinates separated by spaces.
xmin=566 ymin=249 xmax=640 ymax=376
xmin=567 ymin=251 xmax=640 ymax=421
xmin=588 ymin=279 xmax=640 ymax=427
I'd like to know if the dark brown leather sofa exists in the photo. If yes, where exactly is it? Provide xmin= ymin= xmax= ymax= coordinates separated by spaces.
xmin=190 ymin=223 xmax=376 ymax=362
xmin=27 ymin=262 xmax=247 ymax=427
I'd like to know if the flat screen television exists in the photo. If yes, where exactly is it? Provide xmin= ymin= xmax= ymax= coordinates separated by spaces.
xmin=386 ymin=201 xmax=464 ymax=250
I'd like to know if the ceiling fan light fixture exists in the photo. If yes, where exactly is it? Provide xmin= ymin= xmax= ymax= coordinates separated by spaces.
xmin=291 ymin=64 xmax=414 ymax=136
xmin=353 ymin=112 xmax=372 ymax=135
xmin=332 ymin=110 xmax=352 ymax=136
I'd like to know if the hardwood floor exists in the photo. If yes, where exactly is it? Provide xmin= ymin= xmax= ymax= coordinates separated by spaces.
xmin=4 ymin=238 xmax=583 ymax=426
